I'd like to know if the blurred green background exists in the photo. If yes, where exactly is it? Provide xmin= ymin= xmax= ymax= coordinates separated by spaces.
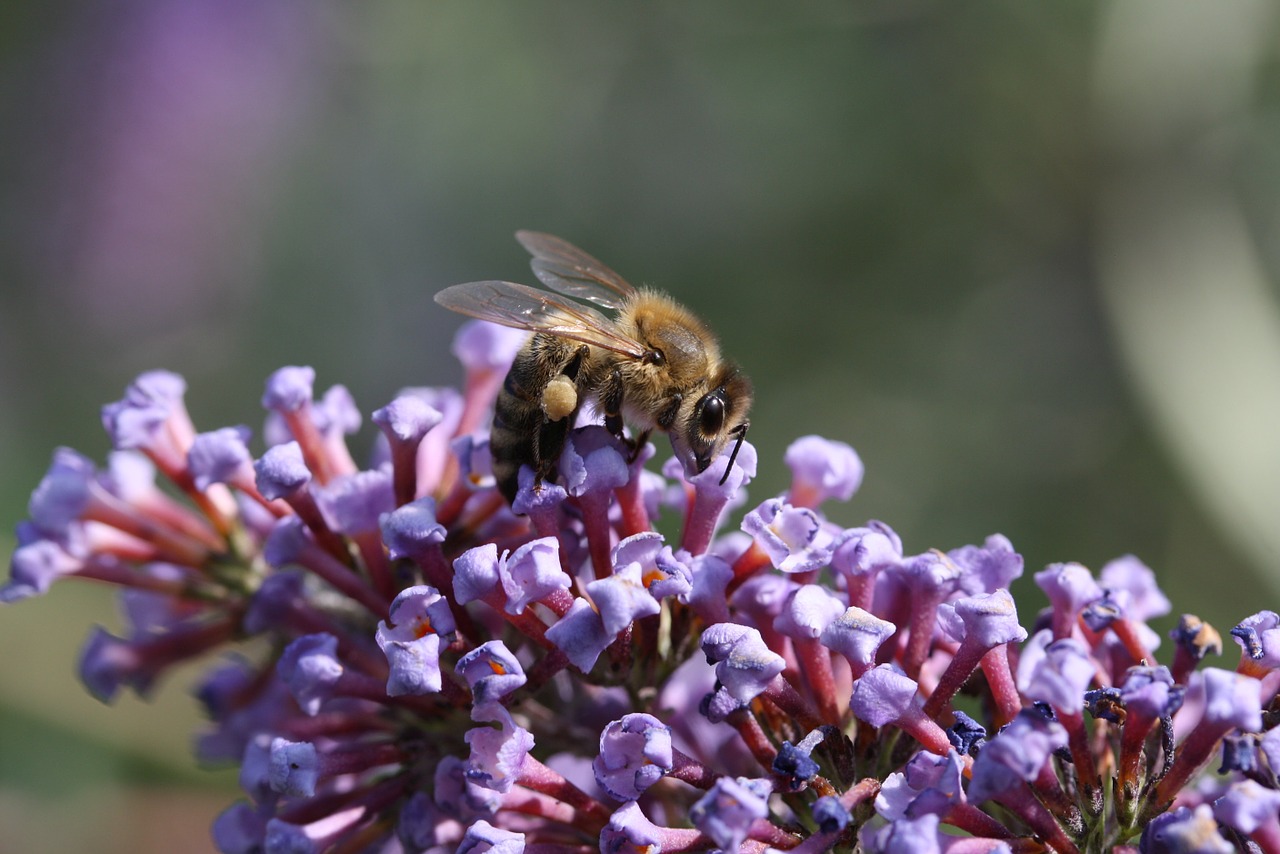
xmin=2 ymin=2 xmax=1279 ymax=851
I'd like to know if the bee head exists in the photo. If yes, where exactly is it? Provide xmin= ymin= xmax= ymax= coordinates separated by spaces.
xmin=670 ymin=363 xmax=753 ymax=480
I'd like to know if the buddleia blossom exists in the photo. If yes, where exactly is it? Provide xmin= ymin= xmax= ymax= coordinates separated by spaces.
xmin=6 ymin=323 xmax=1280 ymax=854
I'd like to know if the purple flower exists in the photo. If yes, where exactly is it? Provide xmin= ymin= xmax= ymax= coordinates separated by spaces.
xmin=511 ymin=467 xmax=568 ymax=520
xmin=560 ymin=426 xmax=630 ymax=497
xmin=78 ymin=626 xmax=151 ymax=702
xmin=1035 ymin=562 xmax=1103 ymax=639
xmin=588 ymin=560 xmax=661 ymax=637
xmin=254 ymin=441 xmax=311 ymax=499
xmin=3 ymin=537 xmax=86 ymax=602
xmin=188 ymin=426 xmax=253 ymax=491
xmin=456 ymin=641 xmax=526 ymax=705
xmin=647 ymin=545 xmax=694 ymax=601
xmin=813 ymin=795 xmax=852 ymax=833
xmin=312 ymin=468 xmax=394 ymax=535
xmin=831 ymin=521 xmax=903 ymax=576
xmin=938 ymin=588 xmax=1027 ymax=648
xmin=685 ymin=550 xmax=733 ymax=623
xmin=276 ymin=633 xmax=343 ymax=716
xmin=741 ymin=497 xmax=833 ymax=574
xmin=212 ymin=801 xmax=268 ymax=854
xmin=1019 ymin=637 xmax=1094 ymax=712
xmin=700 ymin=622 xmax=785 ymax=703
xmin=775 ymin=583 xmax=844 ymax=640
xmin=452 ymin=321 xmax=528 ymax=374
xmin=1140 ymin=804 xmax=1233 ymax=854
xmin=967 ymin=709 xmax=1067 ymax=804
xmin=372 ymin=395 xmax=443 ymax=445
xmin=545 ymin=599 xmax=614 ymax=672
xmin=268 ymin=737 xmax=318 ymax=797
xmin=457 ymin=819 xmax=525 ymax=854
xmin=1213 ymin=779 xmax=1280 ymax=835
xmin=678 ymin=439 xmax=757 ymax=555
xmin=380 ymin=497 xmax=446 ymax=560
xmin=784 ymin=434 xmax=864 ymax=506
xmin=860 ymin=812 xmax=943 ymax=854
xmin=593 ymin=713 xmax=674 ymax=801
xmin=261 ymin=366 xmax=315 ymax=413
xmin=689 ymin=776 xmax=771 ymax=851
xmin=773 ymin=732 xmax=823 ymax=785
xmin=950 ymin=534 xmax=1024 ymax=595
xmin=27 ymin=447 xmax=96 ymax=535
xmin=1201 ymin=667 xmax=1264 ymax=732
xmin=610 ymin=532 xmax=663 ymax=586
xmin=465 ymin=705 xmax=534 ymax=793
xmin=822 ymin=607 xmax=896 ymax=677
xmin=1119 ymin=665 xmax=1184 ymax=720
xmin=876 ymin=750 xmax=966 ymax=821
xmin=453 ymin=433 xmax=497 ymax=490
xmin=1099 ymin=554 xmax=1170 ymax=622
xmin=851 ymin=664 xmax=920 ymax=728
xmin=101 ymin=370 xmax=191 ymax=451
xmin=599 ymin=801 xmax=665 ymax=853
xmin=434 ymin=755 xmax=501 ymax=820
xmin=499 ymin=537 xmax=570 ymax=615
xmin=1230 ymin=610 xmax=1280 ymax=670
xmin=376 ymin=586 xmax=456 ymax=696
xmin=453 ymin=543 xmax=502 ymax=605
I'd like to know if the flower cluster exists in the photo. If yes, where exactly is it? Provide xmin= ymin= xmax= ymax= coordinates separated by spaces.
xmin=5 ymin=321 xmax=1280 ymax=854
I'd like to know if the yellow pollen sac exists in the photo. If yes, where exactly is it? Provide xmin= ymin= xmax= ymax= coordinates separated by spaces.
xmin=488 ymin=661 xmax=507 ymax=675
xmin=414 ymin=618 xmax=434 ymax=639
xmin=641 ymin=569 xmax=663 ymax=587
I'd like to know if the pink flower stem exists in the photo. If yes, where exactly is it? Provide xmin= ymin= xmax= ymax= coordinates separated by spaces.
xmin=923 ymin=635 xmax=990 ymax=719
xmin=517 ymin=755 xmax=612 ymax=832
xmin=792 ymin=637 xmax=840 ymax=723
xmin=669 ymin=747 xmax=718 ymax=789
xmin=979 ymin=645 xmax=1023 ymax=728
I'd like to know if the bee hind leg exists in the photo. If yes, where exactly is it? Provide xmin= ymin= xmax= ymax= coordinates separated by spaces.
xmin=531 ymin=344 xmax=587 ymax=485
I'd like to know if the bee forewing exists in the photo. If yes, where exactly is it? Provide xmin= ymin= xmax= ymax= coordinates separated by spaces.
xmin=434 ymin=280 xmax=648 ymax=358
xmin=515 ymin=230 xmax=637 ymax=310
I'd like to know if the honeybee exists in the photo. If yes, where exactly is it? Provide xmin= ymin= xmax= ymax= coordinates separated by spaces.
xmin=435 ymin=231 xmax=752 ymax=504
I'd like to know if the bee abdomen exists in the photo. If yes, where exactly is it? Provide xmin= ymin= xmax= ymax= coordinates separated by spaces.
xmin=491 ymin=385 xmax=540 ymax=503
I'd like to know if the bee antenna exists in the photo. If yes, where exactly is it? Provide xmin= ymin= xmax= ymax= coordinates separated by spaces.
xmin=718 ymin=422 xmax=749 ymax=485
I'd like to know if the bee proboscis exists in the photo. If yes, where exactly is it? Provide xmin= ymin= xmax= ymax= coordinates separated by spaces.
xmin=435 ymin=231 xmax=752 ymax=505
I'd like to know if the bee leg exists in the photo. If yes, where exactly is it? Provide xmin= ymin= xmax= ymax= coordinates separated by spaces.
xmin=601 ymin=368 xmax=650 ymax=462
xmin=627 ymin=430 xmax=651 ymax=464
xmin=532 ymin=345 xmax=588 ymax=484
xmin=656 ymin=394 xmax=682 ymax=431
xmin=600 ymin=367 xmax=627 ymax=440
xmin=541 ymin=375 xmax=578 ymax=422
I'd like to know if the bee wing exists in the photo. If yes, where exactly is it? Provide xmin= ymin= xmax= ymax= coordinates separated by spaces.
xmin=434 ymin=280 xmax=649 ymax=358
xmin=515 ymin=230 xmax=637 ymax=310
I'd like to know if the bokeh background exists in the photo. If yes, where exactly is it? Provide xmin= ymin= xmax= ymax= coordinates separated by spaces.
xmin=2 ymin=2 xmax=1279 ymax=851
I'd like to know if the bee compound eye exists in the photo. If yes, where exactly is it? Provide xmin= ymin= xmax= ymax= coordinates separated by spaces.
xmin=699 ymin=394 xmax=725 ymax=435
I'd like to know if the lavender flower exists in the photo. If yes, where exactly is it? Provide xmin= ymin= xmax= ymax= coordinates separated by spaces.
xmin=6 ymin=343 xmax=1280 ymax=854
